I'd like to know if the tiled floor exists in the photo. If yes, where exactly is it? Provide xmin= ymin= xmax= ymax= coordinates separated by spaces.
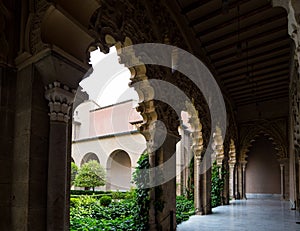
xmin=177 ymin=199 xmax=300 ymax=231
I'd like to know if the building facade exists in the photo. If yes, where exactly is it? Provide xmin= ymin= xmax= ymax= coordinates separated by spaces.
xmin=72 ymin=100 xmax=192 ymax=192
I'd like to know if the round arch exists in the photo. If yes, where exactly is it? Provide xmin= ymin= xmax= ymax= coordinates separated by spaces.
xmin=80 ymin=152 xmax=100 ymax=166
xmin=106 ymin=149 xmax=132 ymax=191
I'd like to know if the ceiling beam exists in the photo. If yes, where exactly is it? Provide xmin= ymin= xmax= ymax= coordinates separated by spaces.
xmin=229 ymin=79 xmax=288 ymax=95
xmin=223 ymin=70 xmax=289 ymax=88
xmin=227 ymin=74 xmax=288 ymax=91
xmin=219 ymin=59 xmax=288 ymax=79
xmin=211 ymin=36 xmax=289 ymax=63
xmin=202 ymin=15 xmax=286 ymax=47
xmin=206 ymin=25 xmax=287 ymax=55
xmin=233 ymin=85 xmax=287 ymax=101
xmin=196 ymin=4 xmax=271 ymax=37
xmin=213 ymin=44 xmax=290 ymax=69
xmin=215 ymin=47 xmax=290 ymax=70
xmin=181 ymin=0 xmax=211 ymax=14
xmin=218 ymin=53 xmax=289 ymax=75
xmin=189 ymin=0 xmax=251 ymax=27
xmin=236 ymin=93 xmax=288 ymax=106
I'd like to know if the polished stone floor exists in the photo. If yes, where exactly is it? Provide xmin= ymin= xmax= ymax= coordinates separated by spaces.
xmin=177 ymin=199 xmax=300 ymax=231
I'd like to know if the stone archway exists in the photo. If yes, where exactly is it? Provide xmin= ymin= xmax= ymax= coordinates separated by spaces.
xmin=106 ymin=150 xmax=132 ymax=191
xmin=239 ymin=123 xmax=288 ymax=199
xmin=80 ymin=152 xmax=100 ymax=166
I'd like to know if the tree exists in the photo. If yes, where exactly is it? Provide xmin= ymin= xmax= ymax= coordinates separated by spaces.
xmin=71 ymin=162 xmax=79 ymax=186
xmin=74 ymin=160 xmax=106 ymax=191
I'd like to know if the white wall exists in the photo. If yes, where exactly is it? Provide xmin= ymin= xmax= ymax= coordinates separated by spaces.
xmin=73 ymin=100 xmax=99 ymax=140
xmin=72 ymin=133 xmax=146 ymax=190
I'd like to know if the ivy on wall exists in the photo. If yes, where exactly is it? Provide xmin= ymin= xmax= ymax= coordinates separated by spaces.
xmin=186 ymin=156 xmax=194 ymax=200
xmin=132 ymin=151 xmax=150 ymax=231
xmin=211 ymin=161 xmax=227 ymax=208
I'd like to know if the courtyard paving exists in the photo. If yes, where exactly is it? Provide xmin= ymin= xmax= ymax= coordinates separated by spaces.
xmin=177 ymin=199 xmax=300 ymax=231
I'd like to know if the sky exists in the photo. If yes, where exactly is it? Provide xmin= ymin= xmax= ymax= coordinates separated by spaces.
xmin=79 ymin=47 xmax=138 ymax=107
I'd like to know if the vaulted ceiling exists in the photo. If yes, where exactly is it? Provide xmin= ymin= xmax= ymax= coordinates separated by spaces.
xmin=174 ymin=0 xmax=291 ymax=107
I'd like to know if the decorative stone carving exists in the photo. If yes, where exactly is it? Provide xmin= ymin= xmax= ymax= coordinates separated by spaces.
xmin=186 ymin=101 xmax=203 ymax=160
xmin=273 ymin=0 xmax=300 ymax=69
xmin=239 ymin=121 xmax=288 ymax=163
xmin=229 ymin=139 xmax=237 ymax=167
xmin=291 ymin=69 xmax=300 ymax=148
xmin=212 ymin=126 xmax=224 ymax=166
xmin=28 ymin=0 xmax=50 ymax=54
xmin=45 ymin=82 xmax=76 ymax=123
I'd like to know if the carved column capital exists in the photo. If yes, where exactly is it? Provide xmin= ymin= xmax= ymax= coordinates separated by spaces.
xmin=45 ymin=82 xmax=76 ymax=123
xmin=213 ymin=126 xmax=224 ymax=166
xmin=229 ymin=139 xmax=236 ymax=166
xmin=186 ymin=101 xmax=203 ymax=161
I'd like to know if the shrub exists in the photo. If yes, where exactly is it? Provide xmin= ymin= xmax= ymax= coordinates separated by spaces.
xmin=100 ymin=195 xmax=112 ymax=207
xmin=70 ymin=197 xmax=80 ymax=207
xmin=176 ymin=196 xmax=195 ymax=224
xmin=71 ymin=162 xmax=79 ymax=186
xmin=70 ymin=196 xmax=138 ymax=230
xmin=112 ymin=190 xmax=127 ymax=200
xmin=71 ymin=190 xmax=107 ymax=195
xmin=125 ymin=187 xmax=136 ymax=199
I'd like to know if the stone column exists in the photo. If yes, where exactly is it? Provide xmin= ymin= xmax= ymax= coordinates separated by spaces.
xmin=237 ymin=163 xmax=242 ymax=199
xmin=280 ymin=163 xmax=285 ymax=200
xmin=145 ymin=110 xmax=180 ymax=231
xmin=228 ymin=140 xmax=236 ymax=200
xmin=0 ymin=66 xmax=16 ymax=230
xmin=45 ymin=82 xmax=75 ymax=231
xmin=185 ymin=101 xmax=203 ymax=215
xmin=176 ymin=125 xmax=184 ymax=196
xmin=194 ymin=155 xmax=202 ymax=214
xmin=297 ymin=158 xmax=300 ymax=203
xmin=148 ymin=150 xmax=157 ymax=231
xmin=149 ymin=131 xmax=179 ymax=231
xmin=201 ymin=155 xmax=212 ymax=214
xmin=241 ymin=162 xmax=247 ymax=199
xmin=229 ymin=163 xmax=235 ymax=199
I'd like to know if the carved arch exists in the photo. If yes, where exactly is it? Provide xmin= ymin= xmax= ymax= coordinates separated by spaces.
xmin=240 ymin=123 xmax=288 ymax=163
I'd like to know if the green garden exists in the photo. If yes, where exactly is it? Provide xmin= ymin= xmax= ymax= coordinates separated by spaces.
xmin=70 ymin=152 xmax=226 ymax=230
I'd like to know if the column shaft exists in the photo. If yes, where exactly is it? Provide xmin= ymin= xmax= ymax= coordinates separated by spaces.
xmin=280 ymin=164 xmax=285 ymax=200
xmin=47 ymin=122 xmax=68 ymax=230
xmin=194 ymin=158 xmax=201 ymax=214
xmin=229 ymin=164 xmax=235 ymax=199
xmin=242 ymin=164 xmax=247 ymax=199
